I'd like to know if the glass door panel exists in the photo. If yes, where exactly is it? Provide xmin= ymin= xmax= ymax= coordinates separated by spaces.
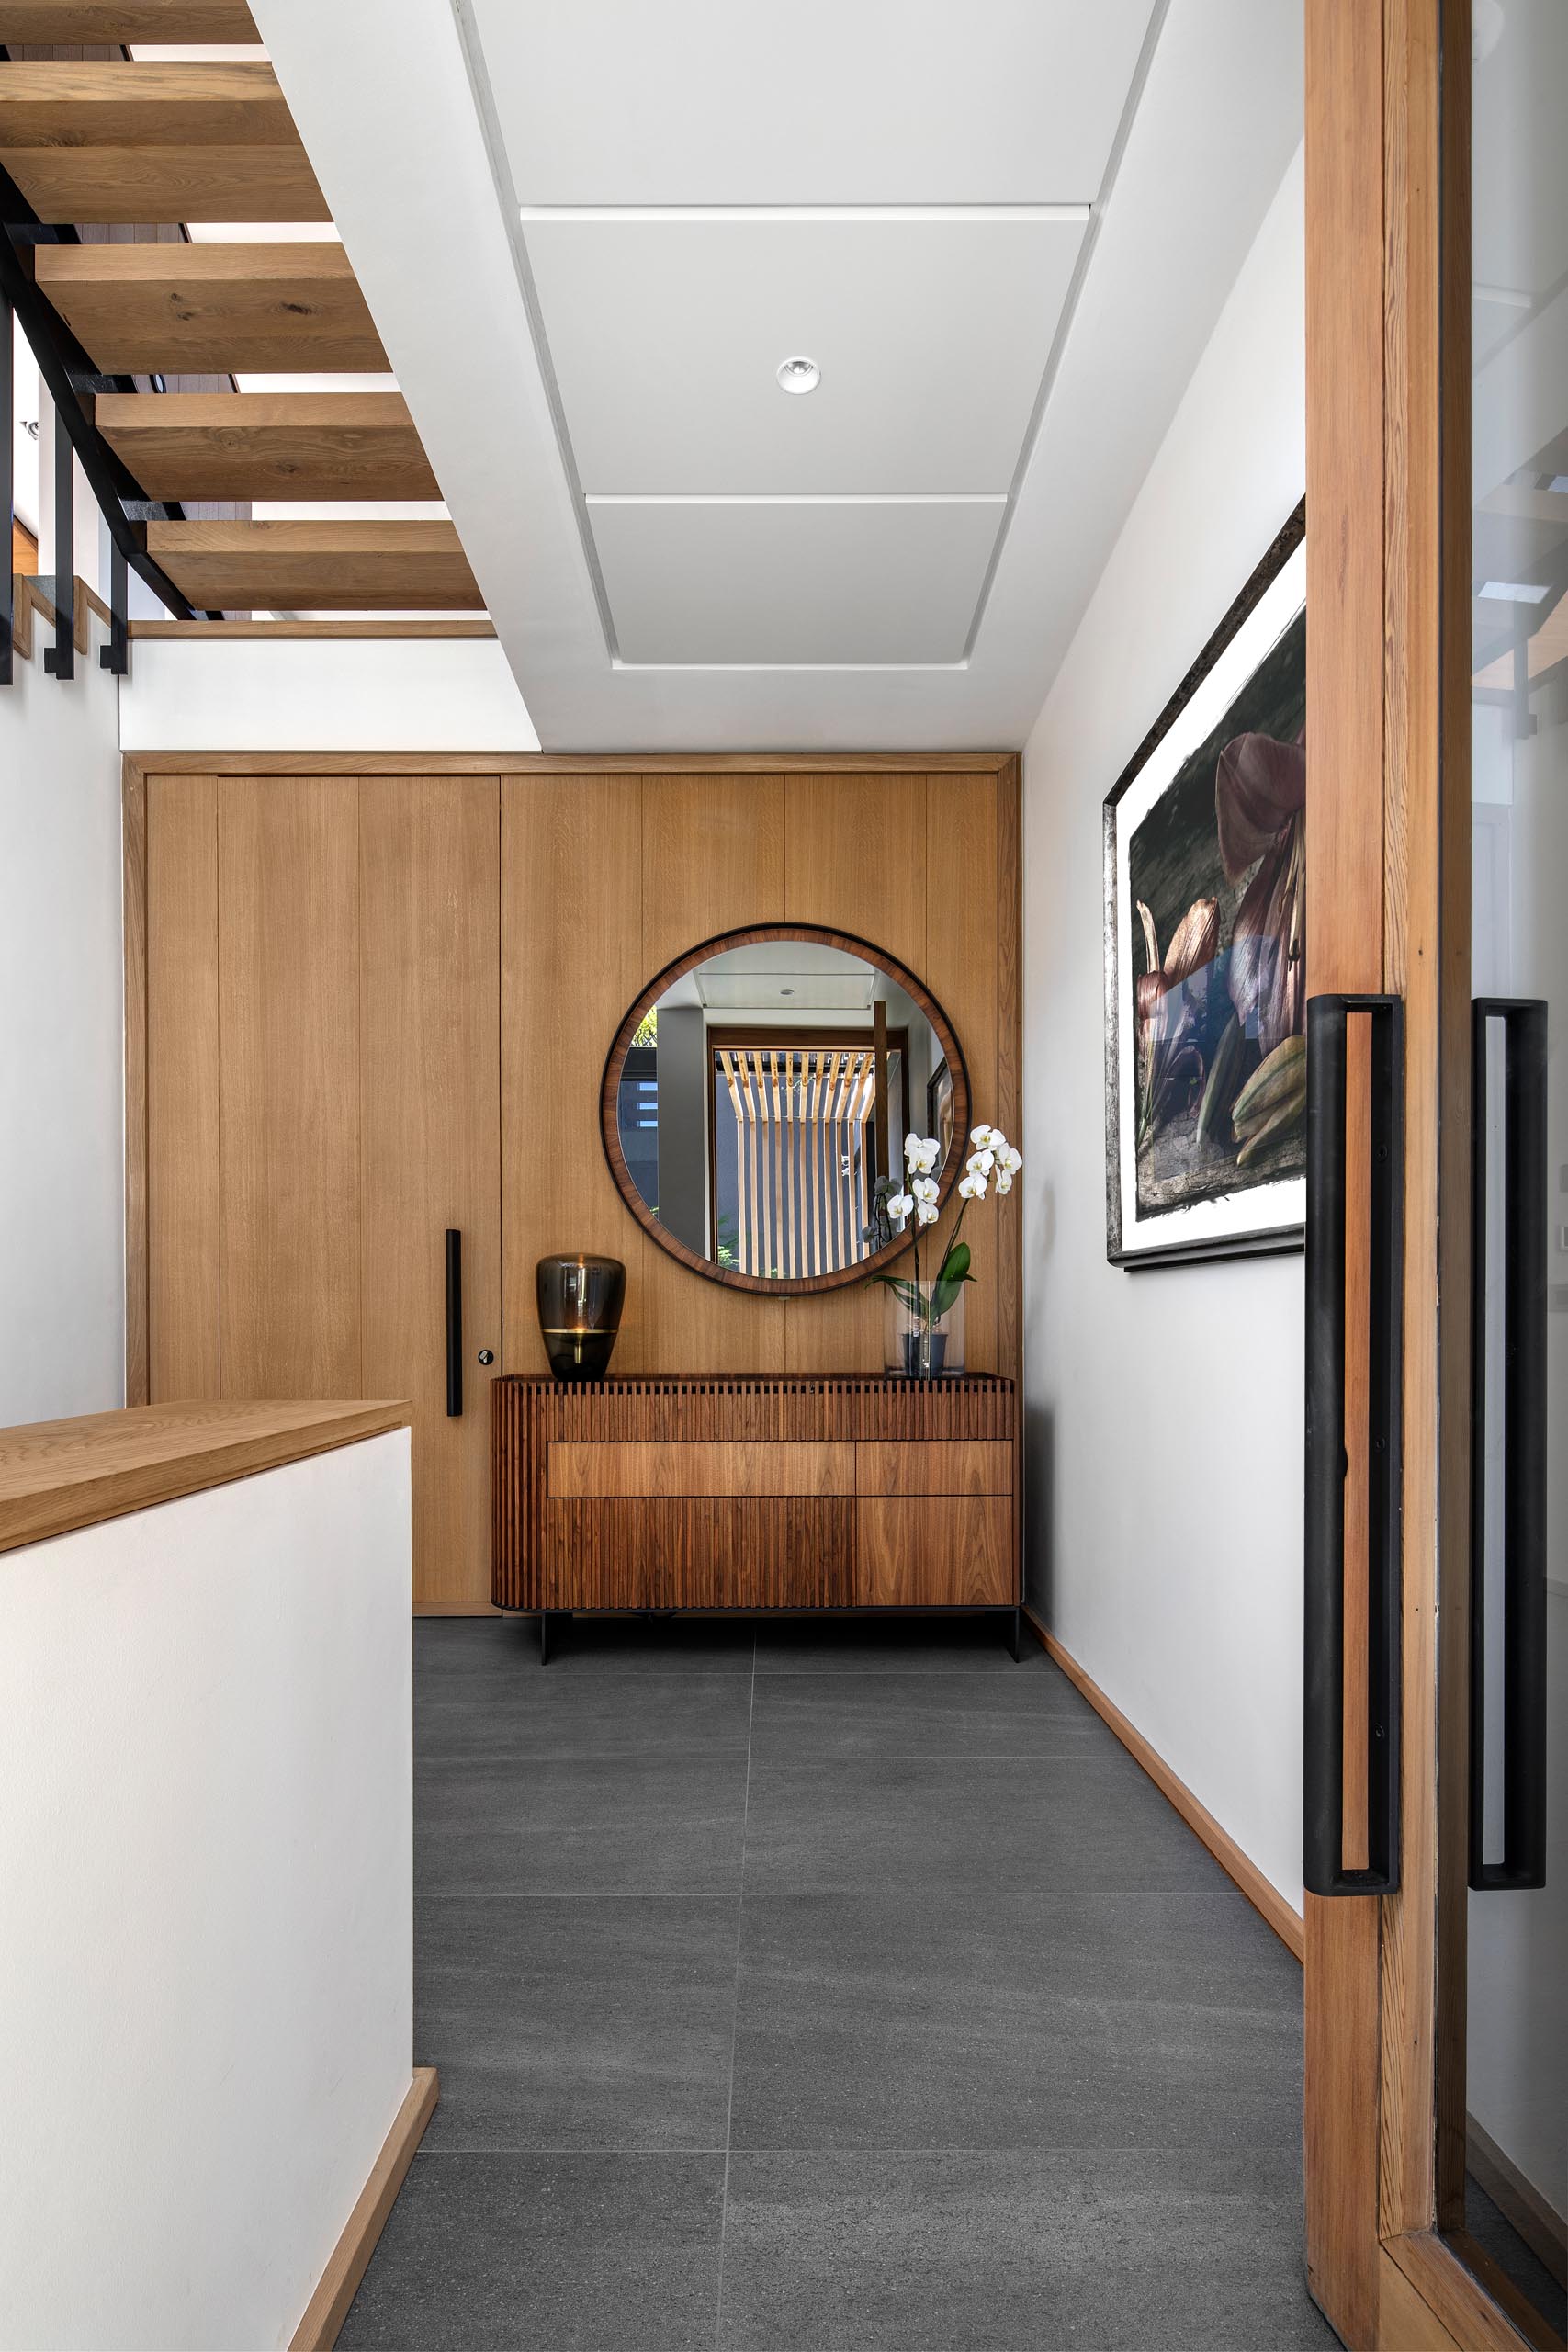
xmin=1454 ymin=5 xmax=1568 ymax=2335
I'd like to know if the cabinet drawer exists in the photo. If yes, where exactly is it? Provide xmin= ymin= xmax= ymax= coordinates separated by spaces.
xmin=856 ymin=1496 xmax=1014 ymax=1607
xmin=547 ymin=1440 xmax=855 ymax=1499
xmin=855 ymin=1440 xmax=1012 ymax=1497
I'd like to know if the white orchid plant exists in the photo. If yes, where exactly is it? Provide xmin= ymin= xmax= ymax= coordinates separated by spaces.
xmin=872 ymin=1121 xmax=1023 ymax=1333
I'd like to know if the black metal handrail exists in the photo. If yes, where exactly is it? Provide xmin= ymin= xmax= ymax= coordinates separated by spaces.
xmin=2 ymin=148 xmax=208 ymax=682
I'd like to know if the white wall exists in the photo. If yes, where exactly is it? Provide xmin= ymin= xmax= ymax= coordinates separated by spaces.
xmin=0 ymin=1431 xmax=414 ymax=2352
xmin=0 ymin=618 xmax=126 ymax=1424
xmin=1021 ymin=147 xmax=1307 ymax=1912
xmin=118 ymin=632 xmax=539 ymax=752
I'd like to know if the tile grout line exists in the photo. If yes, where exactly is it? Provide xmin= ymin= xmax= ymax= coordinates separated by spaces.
xmin=712 ymin=1629 xmax=756 ymax=2352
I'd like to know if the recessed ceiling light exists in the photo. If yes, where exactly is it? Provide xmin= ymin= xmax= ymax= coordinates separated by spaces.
xmin=776 ymin=356 xmax=820 ymax=396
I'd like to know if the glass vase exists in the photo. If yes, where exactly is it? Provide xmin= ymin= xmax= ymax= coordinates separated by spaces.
xmin=883 ymin=1279 xmax=964 ymax=1378
xmin=535 ymin=1254 xmax=626 ymax=1380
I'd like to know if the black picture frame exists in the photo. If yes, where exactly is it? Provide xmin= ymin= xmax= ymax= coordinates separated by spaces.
xmin=1103 ymin=500 xmax=1307 ymax=1269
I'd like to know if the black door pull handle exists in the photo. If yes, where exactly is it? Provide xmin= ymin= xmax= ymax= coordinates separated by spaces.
xmin=446 ymin=1230 xmax=463 ymax=1418
xmin=1303 ymin=994 xmax=1404 ymax=1896
xmin=1470 ymin=1000 xmax=1548 ymax=1892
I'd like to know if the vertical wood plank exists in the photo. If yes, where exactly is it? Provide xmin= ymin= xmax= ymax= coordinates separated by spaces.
xmin=146 ymin=773 xmax=220 ymax=1401
xmin=502 ymin=775 xmax=648 ymax=1372
xmin=359 ymin=775 xmax=502 ymax=1614
xmin=1304 ymin=0 xmax=1388 ymax=2341
xmin=1431 ymin=0 xmax=1473 ymax=2242
xmin=640 ymin=772 xmax=784 ymax=972
xmin=639 ymin=772 xmax=787 ymax=1371
xmin=925 ymin=772 xmax=1000 ymax=1374
xmin=219 ymin=774 xmax=361 ymax=1397
xmin=121 ymin=763 xmax=149 ymax=1406
xmin=1381 ymin=0 xmax=1462 ymax=2253
xmin=784 ymin=771 xmax=929 ymax=1370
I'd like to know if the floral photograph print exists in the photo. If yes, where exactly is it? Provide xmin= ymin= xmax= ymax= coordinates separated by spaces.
xmin=1103 ymin=503 xmax=1306 ymax=1266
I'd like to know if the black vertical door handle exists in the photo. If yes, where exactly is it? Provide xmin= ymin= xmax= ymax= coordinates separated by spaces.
xmin=1470 ymin=1000 xmax=1548 ymax=1892
xmin=445 ymin=1229 xmax=463 ymax=1419
xmin=1303 ymin=994 xmax=1405 ymax=1896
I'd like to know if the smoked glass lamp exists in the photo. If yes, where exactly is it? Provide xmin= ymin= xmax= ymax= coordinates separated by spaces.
xmin=535 ymin=1254 xmax=626 ymax=1380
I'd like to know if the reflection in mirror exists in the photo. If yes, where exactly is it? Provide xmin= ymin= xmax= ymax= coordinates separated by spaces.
xmin=616 ymin=939 xmax=953 ymax=1282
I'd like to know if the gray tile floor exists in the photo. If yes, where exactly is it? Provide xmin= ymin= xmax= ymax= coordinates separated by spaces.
xmin=340 ymin=1614 xmax=1339 ymax=2350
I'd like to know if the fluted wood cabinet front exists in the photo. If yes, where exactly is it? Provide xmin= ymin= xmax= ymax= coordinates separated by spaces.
xmin=491 ymin=1375 xmax=1017 ymax=1614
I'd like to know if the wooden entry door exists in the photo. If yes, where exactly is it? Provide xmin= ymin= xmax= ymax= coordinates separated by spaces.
xmin=141 ymin=770 xmax=502 ymax=1612
xmin=1304 ymin=2 xmax=1564 ymax=2345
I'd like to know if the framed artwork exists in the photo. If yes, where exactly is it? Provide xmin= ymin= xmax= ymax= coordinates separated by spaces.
xmin=926 ymin=1058 xmax=955 ymax=1166
xmin=1104 ymin=503 xmax=1306 ymax=1268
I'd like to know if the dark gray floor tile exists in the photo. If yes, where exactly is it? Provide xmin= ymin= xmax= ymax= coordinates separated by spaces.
xmin=414 ymin=1896 xmax=738 ymax=2151
xmin=416 ymin=1757 xmax=750 ymax=1896
xmin=416 ymin=1613 xmax=757 ymax=1682
xmin=715 ymin=2148 xmax=1336 ymax=2352
xmin=748 ymin=1666 xmax=1099 ymax=1758
xmin=752 ymin=1616 xmax=1034 ymax=1674
xmin=743 ymin=1754 xmax=1230 ymax=1894
xmin=416 ymin=1671 xmax=753 ymax=1758
xmin=728 ymin=1891 xmax=1303 ymax=2151
xmin=338 ymin=2151 xmax=724 ymax=2349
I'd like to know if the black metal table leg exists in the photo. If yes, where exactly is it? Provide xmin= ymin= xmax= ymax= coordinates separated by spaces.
xmin=1008 ymin=1605 xmax=1021 ymax=1663
xmin=538 ymin=1610 xmax=552 ymax=1667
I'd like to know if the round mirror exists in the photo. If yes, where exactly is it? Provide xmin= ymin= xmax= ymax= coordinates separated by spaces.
xmin=601 ymin=925 xmax=969 ymax=1293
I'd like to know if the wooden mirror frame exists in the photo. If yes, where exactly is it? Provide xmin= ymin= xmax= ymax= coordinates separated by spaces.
xmin=600 ymin=922 xmax=971 ymax=1295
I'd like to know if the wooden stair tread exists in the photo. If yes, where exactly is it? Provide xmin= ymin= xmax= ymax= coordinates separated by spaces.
xmin=0 ymin=60 xmax=296 ymax=143
xmin=2 ymin=143 xmax=326 ymax=222
xmin=32 ymin=241 xmax=385 ymax=371
xmin=144 ymin=518 xmax=483 ymax=610
xmin=0 ymin=3 xmax=260 ymax=34
xmin=0 ymin=61 xmax=324 ymax=220
xmin=94 ymin=391 xmax=438 ymax=500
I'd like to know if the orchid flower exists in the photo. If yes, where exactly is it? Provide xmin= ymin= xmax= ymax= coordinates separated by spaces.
xmin=870 ymin=1117 xmax=1022 ymax=1345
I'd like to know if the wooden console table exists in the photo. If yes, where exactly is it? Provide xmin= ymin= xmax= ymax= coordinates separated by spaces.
xmin=491 ymin=1374 xmax=1019 ymax=1657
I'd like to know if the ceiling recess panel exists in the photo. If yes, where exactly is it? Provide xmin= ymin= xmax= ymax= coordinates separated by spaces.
xmin=468 ymin=0 xmax=1158 ymax=206
xmin=523 ymin=215 xmax=1089 ymax=498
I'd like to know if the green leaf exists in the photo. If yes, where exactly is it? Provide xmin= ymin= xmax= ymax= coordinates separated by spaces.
xmin=937 ymin=1240 xmax=971 ymax=1287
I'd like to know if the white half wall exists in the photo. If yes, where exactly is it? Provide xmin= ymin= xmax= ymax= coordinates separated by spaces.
xmin=118 ymin=633 xmax=539 ymax=753
xmin=0 ymin=1431 xmax=414 ymax=2352
xmin=1021 ymin=145 xmax=1307 ymax=1913
xmin=0 ymin=619 xmax=125 ymax=1423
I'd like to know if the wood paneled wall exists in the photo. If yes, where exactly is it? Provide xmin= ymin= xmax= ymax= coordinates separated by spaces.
xmin=126 ymin=752 xmax=1021 ymax=1606
xmin=497 ymin=762 xmax=1020 ymax=1381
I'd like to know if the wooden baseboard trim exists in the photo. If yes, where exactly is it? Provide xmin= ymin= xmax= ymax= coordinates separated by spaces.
xmin=1022 ymin=1608 xmax=1305 ymax=1962
xmin=288 ymin=2065 xmax=438 ymax=2352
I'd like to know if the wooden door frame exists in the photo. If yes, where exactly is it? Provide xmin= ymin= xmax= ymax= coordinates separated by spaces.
xmin=1305 ymin=4 xmax=1545 ymax=2346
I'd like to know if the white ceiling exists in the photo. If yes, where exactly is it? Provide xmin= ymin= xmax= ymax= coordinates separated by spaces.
xmin=473 ymin=1 xmax=1156 ymax=206
xmin=251 ymin=0 xmax=1304 ymax=751
xmin=523 ymin=215 xmax=1087 ymax=497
